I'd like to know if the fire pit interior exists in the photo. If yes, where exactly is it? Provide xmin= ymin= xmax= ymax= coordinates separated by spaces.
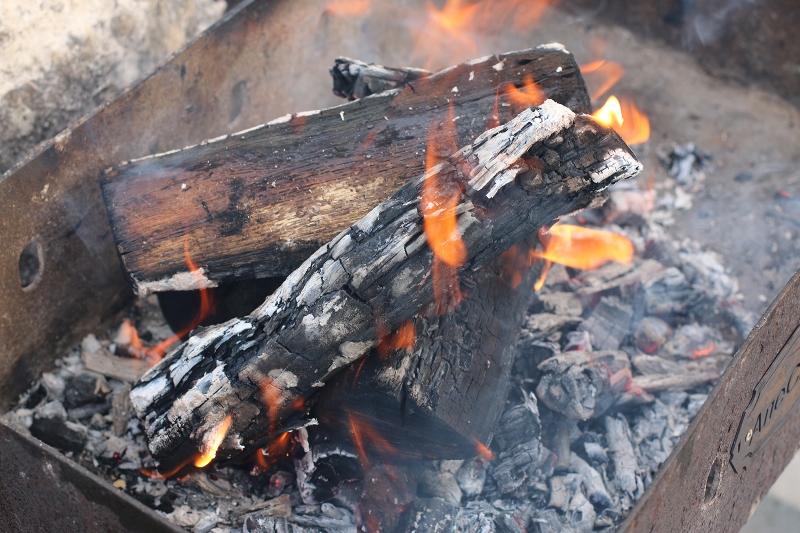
xmin=2 ymin=1 xmax=800 ymax=533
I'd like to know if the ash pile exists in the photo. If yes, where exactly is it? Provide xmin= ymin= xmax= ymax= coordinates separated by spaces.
xmin=3 ymin=163 xmax=757 ymax=533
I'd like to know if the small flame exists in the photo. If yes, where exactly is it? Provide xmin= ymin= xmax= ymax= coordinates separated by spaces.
xmin=532 ymin=225 xmax=634 ymax=270
xmin=325 ymin=0 xmax=371 ymax=17
xmin=377 ymin=319 xmax=416 ymax=358
xmin=591 ymin=95 xmax=650 ymax=146
xmin=691 ymin=342 xmax=716 ymax=359
xmin=473 ymin=438 xmax=495 ymax=461
xmin=118 ymin=241 xmax=216 ymax=366
xmin=139 ymin=459 xmax=193 ymax=480
xmin=531 ymin=225 xmax=633 ymax=289
xmin=194 ymin=414 xmax=233 ymax=468
xmin=504 ymin=74 xmax=546 ymax=110
xmin=580 ymin=60 xmax=625 ymax=101
xmin=250 ymin=432 xmax=293 ymax=476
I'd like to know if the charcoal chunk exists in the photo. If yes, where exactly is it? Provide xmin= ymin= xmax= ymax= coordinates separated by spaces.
xmin=605 ymin=415 xmax=641 ymax=499
xmin=64 ymin=372 xmax=110 ymax=408
xmin=417 ymin=470 xmax=462 ymax=505
xmin=578 ymin=296 xmax=633 ymax=350
xmin=493 ymin=400 xmax=542 ymax=452
xmin=536 ymin=351 xmax=631 ymax=420
xmin=634 ymin=316 xmax=672 ymax=354
xmin=456 ymin=458 xmax=487 ymax=497
xmin=30 ymin=417 xmax=87 ymax=453
xmin=404 ymin=497 xmax=458 ymax=533
xmin=532 ymin=509 xmax=573 ymax=533
xmin=568 ymin=452 xmax=611 ymax=509
xmin=492 ymin=439 xmax=555 ymax=494
xmin=643 ymin=268 xmax=702 ymax=317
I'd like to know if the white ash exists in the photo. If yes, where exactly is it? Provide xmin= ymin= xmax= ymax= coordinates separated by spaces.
xmin=2 ymin=167 xmax=760 ymax=532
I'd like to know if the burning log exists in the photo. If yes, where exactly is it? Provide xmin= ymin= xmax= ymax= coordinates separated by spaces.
xmin=130 ymin=99 xmax=642 ymax=472
xmin=101 ymin=46 xmax=592 ymax=295
xmin=313 ymin=238 xmax=540 ymax=458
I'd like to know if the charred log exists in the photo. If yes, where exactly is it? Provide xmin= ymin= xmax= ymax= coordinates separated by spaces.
xmin=130 ymin=100 xmax=642 ymax=472
xmin=101 ymin=46 xmax=592 ymax=295
xmin=313 ymin=238 xmax=541 ymax=458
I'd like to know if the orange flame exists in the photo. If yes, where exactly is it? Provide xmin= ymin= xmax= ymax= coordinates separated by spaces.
xmin=139 ymin=458 xmax=194 ymax=480
xmin=411 ymin=0 xmax=481 ymax=69
xmin=504 ymin=74 xmax=546 ymax=110
xmin=533 ymin=259 xmax=553 ymax=291
xmin=118 ymin=242 xmax=216 ymax=366
xmin=532 ymin=225 xmax=634 ymax=270
xmin=250 ymin=432 xmax=293 ymax=476
xmin=325 ymin=0 xmax=370 ymax=17
xmin=591 ymin=95 xmax=650 ymax=146
xmin=348 ymin=413 xmax=397 ymax=468
xmin=377 ymin=319 xmax=416 ymax=358
xmin=691 ymin=342 xmax=716 ymax=359
xmin=194 ymin=414 xmax=233 ymax=468
xmin=473 ymin=438 xmax=495 ymax=461
xmin=411 ymin=0 xmax=557 ymax=69
xmin=580 ymin=60 xmax=625 ymax=101
xmin=531 ymin=225 xmax=634 ymax=289
xmin=422 ymin=104 xmax=466 ymax=313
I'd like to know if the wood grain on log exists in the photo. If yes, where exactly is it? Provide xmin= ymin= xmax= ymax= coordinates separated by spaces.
xmin=101 ymin=45 xmax=591 ymax=295
xmin=130 ymin=100 xmax=642 ymax=471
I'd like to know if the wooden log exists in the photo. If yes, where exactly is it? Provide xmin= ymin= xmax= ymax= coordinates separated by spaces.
xmin=101 ymin=45 xmax=592 ymax=295
xmin=312 ymin=238 xmax=540 ymax=459
xmin=130 ymin=100 xmax=642 ymax=472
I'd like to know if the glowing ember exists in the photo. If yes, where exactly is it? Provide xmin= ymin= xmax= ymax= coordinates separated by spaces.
xmin=591 ymin=95 xmax=650 ymax=146
xmin=691 ymin=342 xmax=716 ymax=359
xmin=531 ymin=224 xmax=634 ymax=290
xmin=504 ymin=74 xmax=546 ymax=109
xmin=194 ymin=413 xmax=233 ymax=468
xmin=377 ymin=319 xmax=416 ymax=358
xmin=473 ymin=438 xmax=495 ymax=461
xmin=325 ymin=0 xmax=370 ymax=17
xmin=580 ymin=59 xmax=625 ymax=101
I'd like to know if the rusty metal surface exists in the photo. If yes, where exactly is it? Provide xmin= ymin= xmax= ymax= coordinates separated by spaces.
xmin=619 ymin=267 xmax=800 ymax=533
xmin=0 ymin=419 xmax=182 ymax=533
xmin=0 ymin=0 xmax=377 ymax=411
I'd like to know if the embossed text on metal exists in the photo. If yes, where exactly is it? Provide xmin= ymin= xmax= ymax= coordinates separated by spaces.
xmin=731 ymin=325 xmax=800 ymax=473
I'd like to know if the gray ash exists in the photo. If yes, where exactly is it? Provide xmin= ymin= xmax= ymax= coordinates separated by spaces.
xmin=3 ymin=177 xmax=757 ymax=532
